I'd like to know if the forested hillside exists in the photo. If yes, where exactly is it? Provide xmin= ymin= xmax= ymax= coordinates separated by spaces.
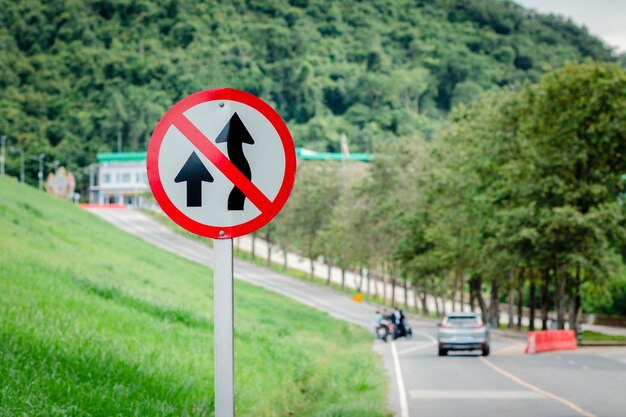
xmin=0 ymin=0 xmax=615 ymax=190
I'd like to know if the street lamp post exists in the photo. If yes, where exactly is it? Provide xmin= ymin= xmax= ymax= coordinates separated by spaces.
xmin=9 ymin=146 xmax=25 ymax=183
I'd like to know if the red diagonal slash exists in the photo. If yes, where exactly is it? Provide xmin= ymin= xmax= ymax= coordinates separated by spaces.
xmin=173 ymin=115 xmax=273 ymax=213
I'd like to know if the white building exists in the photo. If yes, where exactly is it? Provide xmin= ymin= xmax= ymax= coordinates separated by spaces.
xmin=89 ymin=152 xmax=148 ymax=206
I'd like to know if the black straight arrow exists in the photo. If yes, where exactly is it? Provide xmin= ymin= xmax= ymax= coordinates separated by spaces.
xmin=175 ymin=151 xmax=214 ymax=207
xmin=215 ymin=112 xmax=255 ymax=210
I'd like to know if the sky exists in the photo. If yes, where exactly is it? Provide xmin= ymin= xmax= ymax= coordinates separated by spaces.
xmin=515 ymin=0 xmax=626 ymax=53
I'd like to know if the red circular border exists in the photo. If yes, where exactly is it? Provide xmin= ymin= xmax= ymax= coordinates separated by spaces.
xmin=147 ymin=88 xmax=296 ymax=239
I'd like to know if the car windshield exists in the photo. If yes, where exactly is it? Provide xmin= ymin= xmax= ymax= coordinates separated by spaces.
xmin=445 ymin=316 xmax=480 ymax=328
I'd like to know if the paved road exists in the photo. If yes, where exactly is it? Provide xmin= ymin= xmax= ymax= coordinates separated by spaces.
xmin=88 ymin=207 xmax=626 ymax=417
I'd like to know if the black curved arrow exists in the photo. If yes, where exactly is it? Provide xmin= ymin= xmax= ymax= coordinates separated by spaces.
xmin=175 ymin=151 xmax=214 ymax=207
xmin=215 ymin=112 xmax=255 ymax=210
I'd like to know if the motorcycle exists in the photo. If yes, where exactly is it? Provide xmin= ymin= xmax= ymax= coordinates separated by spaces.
xmin=391 ymin=318 xmax=413 ymax=340
xmin=375 ymin=319 xmax=392 ymax=342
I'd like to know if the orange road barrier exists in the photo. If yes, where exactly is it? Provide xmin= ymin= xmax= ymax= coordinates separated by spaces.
xmin=525 ymin=330 xmax=577 ymax=354
xmin=352 ymin=293 xmax=363 ymax=303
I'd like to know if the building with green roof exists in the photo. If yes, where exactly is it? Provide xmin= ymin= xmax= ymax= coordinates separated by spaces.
xmin=89 ymin=149 xmax=373 ymax=205
xmin=89 ymin=152 xmax=149 ymax=205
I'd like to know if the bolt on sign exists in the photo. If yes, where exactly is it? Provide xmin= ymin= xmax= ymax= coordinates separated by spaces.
xmin=147 ymin=88 xmax=297 ymax=239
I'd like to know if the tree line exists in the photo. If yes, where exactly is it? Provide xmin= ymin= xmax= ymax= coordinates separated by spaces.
xmin=263 ymin=61 xmax=626 ymax=328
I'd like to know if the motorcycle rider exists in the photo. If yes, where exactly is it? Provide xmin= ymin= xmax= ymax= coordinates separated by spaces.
xmin=391 ymin=306 xmax=406 ymax=338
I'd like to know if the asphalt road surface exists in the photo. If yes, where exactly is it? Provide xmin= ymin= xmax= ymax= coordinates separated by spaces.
xmin=89 ymin=207 xmax=626 ymax=417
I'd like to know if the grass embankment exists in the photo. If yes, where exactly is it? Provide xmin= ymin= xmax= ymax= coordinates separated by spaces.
xmin=0 ymin=177 xmax=389 ymax=417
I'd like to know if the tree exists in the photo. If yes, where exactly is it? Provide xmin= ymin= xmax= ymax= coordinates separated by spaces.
xmin=520 ymin=61 xmax=626 ymax=329
xmin=273 ymin=162 xmax=341 ymax=278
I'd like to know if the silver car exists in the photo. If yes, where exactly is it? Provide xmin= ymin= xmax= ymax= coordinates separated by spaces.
xmin=437 ymin=312 xmax=490 ymax=356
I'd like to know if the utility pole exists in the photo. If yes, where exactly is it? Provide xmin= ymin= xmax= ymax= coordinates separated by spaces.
xmin=9 ymin=146 xmax=24 ymax=183
xmin=1 ymin=135 xmax=6 ymax=176
xmin=38 ymin=154 xmax=44 ymax=191
xmin=29 ymin=153 xmax=45 ymax=191
xmin=117 ymin=131 xmax=122 ymax=153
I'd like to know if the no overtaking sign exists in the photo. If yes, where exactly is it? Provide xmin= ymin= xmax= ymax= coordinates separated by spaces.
xmin=147 ymin=88 xmax=296 ymax=239
xmin=147 ymin=88 xmax=296 ymax=417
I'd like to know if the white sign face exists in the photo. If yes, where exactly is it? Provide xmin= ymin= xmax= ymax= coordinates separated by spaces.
xmin=147 ymin=88 xmax=297 ymax=239
xmin=159 ymin=100 xmax=285 ymax=226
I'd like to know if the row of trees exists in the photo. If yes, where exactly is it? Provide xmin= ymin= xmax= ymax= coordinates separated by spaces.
xmin=262 ymin=61 xmax=626 ymax=330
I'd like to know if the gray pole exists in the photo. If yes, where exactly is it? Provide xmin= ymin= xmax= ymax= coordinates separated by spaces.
xmin=214 ymin=238 xmax=234 ymax=417
xmin=20 ymin=149 xmax=24 ymax=183
xmin=1 ymin=135 xmax=6 ymax=176
xmin=38 ymin=154 xmax=44 ymax=191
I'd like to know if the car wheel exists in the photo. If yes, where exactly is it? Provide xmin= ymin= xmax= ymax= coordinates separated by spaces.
xmin=438 ymin=346 xmax=447 ymax=356
xmin=482 ymin=345 xmax=490 ymax=357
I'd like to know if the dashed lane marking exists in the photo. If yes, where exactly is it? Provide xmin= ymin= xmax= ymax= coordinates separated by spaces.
xmin=480 ymin=357 xmax=598 ymax=417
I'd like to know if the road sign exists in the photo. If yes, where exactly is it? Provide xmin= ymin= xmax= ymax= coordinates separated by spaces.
xmin=147 ymin=88 xmax=296 ymax=239
xmin=147 ymin=88 xmax=295 ymax=417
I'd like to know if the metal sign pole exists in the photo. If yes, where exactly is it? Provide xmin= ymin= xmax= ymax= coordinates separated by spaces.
xmin=1 ymin=135 xmax=6 ymax=176
xmin=214 ymin=238 xmax=234 ymax=417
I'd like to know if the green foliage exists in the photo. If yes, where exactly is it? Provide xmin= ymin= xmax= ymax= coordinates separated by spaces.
xmin=398 ymin=61 xmax=626 ymax=317
xmin=0 ymin=176 xmax=389 ymax=417
xmin=274 ymin=161 xmax=342 ymax=268
xmin=583 ymin=274 xmax=626 ymax=317
xmin=0 ymin=0 xmax=616 ymax=193
xmin=273 ymin=61 xmax=626 ymax=319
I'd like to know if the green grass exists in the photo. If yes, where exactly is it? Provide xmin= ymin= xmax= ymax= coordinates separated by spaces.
xmin=582 ymin=331 xmax=626 ymax=342
xmin=0 ymin=176 xmax=390 ymax=417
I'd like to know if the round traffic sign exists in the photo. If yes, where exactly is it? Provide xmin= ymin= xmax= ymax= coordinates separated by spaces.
xmin=147 ymin=88 xmax=296 ymax=239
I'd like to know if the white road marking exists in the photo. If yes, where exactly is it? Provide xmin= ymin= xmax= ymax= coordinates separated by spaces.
xmin=480 ymin=357 xmax=598 ymax=417
xmin=410 ymin=390 xmax=545 ymax=399
xmin=411 ymin=329 xmax=438 ymax=344
xmin=397 ymin=342 xmax=436 ymax=356
xmin=391 ymin=341 xmax=410 ymax=417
